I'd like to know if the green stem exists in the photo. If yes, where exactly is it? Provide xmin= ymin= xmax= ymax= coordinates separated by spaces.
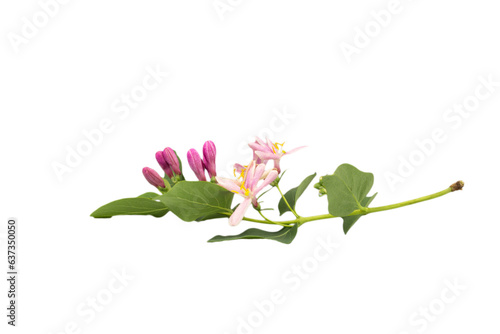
xmin=242 ymin=216 xmax=293 ymax=227
xmin=257 ymin=210 xmax=274 ymax=224
xmin=241 ymin=181 xmax=463 ymax=227
xmin=276 ymin=184 xmax=300 ymax=218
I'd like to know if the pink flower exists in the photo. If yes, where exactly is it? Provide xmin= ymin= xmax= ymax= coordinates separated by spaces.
xmin=233 ymin=162 xmax=272 ymax=181
xmin=187 ymin=149 xmax=207 ymax=181
xmin=142 ymin=167 xmax=165 ymax=188
xmin=216 ymin=161 xmax=278 ymax=226
xmin=248 ymin=137 xmax=305 ymax=173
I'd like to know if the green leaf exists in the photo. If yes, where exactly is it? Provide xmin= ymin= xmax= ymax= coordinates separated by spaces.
xmin=342 ymin=193 xmax=377 ymax=234
xmin=137 ymin=192 xmax=160 ymax=199
xmin=91 ymin=197 xmax=168 ymax=218
xmin=165 ymin=176 xmax=175 ymax=187
xmin=208 ymin=224 xmax=298 ymax=244
xmin=195 ymin=212 xmax=230 ymax=222
xmin=159 ymin=181 xmax=234 ymax=221
xmin=278 ymin=173 xmax=316 ymax=215
xmin=321 ymin=164 xmax=374 ymax=217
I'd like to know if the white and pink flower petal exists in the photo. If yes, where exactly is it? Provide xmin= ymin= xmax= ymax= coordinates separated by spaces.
xmin=285 ymin=146 xmax=307 ymax=155
xmin=255 ymin=151 xmax=278 ymax=161
xmin=250 ymin=164 xmax=266 ymax=189
xmin=229 ymin=198 xmax=251 ymax=226
xmin=216 ymin=177 xmax=242 ymax=193
xmin=254 ymin=169 xmax=279 ymax=194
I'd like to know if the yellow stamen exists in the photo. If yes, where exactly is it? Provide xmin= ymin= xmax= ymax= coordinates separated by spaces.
xmin=272 ymin=142 xmax=285 ymax=154
xmin=236 ymin=164 xmax=248 ymax=181
xmin=234 ymin=185 xmax=251 ymax=196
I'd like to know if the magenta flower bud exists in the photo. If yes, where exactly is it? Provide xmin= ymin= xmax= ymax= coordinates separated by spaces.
xmin=163 ymin=147 xmax=181 ymax=175
xmin=155 ymin=151 xmax=174 ymax=178
xmin=142 ymin=167 xmax=165 ymax=188
xmin=187 ymin=149 xmax=206 ymax=181
xmin=202 ymin=140 xmax=217 ymax=178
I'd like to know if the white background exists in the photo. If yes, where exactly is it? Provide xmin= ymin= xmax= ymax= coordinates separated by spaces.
xmin=1 ymin=0 xmax=500 ymax=333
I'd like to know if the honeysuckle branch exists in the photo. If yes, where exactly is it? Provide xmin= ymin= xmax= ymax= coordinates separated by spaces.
xmin=91 ymin=136 xmax=465 ymax=244
xmin=236 ymin=181 xmax=464 ymax=227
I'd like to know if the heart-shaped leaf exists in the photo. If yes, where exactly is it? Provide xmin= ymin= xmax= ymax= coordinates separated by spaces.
xmin=342 ymin=193 xmax=377 ymax=234
xmin=322 ymin=164 xmax=374 ymax=217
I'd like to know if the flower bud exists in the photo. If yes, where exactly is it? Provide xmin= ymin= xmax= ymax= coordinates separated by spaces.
xmin=187 ymin=149 xmax=206 ymax=181
xmin=163 ymin=147 xmax=181 ymax=175
xmin=155 ymin=151 xmax=173 ymax=178
xmin=202 ymin=140 xmax=217 ymax=178
xmin=142 ymin=167 xmax=165 ymax=188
